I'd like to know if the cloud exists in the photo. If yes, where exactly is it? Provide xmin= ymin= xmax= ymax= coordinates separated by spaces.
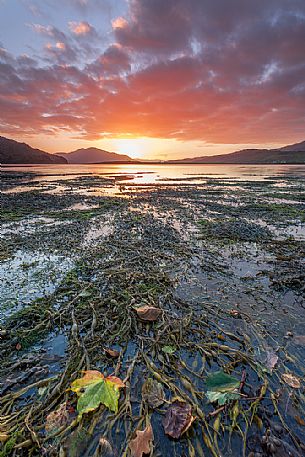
xmin=30 ymin=23 xmax=68 ymax=45
xmin=87 ymin=44 xmax=130 ymax=77
xmin=29 ymin=21 xmax=99 ymax=63
xmin=1 ymin=0 xmax=305 ymax=145
xmin=69 ymin=21 xmax=94 ymax=35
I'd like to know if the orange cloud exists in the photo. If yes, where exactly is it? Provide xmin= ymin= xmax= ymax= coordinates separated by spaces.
xmin=69 ymin=21 xmax=92 ymax=35
xmin=112 ymin=17 xmax=128 ymax=29
xmin=1 ymin=0 xmax=305 ymax=149
xmin=56 ymin=42 xmax=66 ymax=50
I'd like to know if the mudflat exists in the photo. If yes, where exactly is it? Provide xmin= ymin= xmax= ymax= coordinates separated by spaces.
xmin=0 ymin=166 xmax=304 ymax=456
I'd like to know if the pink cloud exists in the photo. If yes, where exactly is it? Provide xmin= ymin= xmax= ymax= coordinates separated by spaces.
xmin=69 ymin=21 xmax=93 ymax=35
xmin=1 ymin=0 xmax=305 ymax=147
xmin=112 ymin=17 xmax=128 ymax=29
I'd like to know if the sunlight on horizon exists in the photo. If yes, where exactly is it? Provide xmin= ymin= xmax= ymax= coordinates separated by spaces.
xmin=109 ymin=137 xmax=152 ymax=159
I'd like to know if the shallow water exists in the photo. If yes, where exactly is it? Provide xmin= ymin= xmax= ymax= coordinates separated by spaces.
xmin=0 ymin=250 xmax=73 ymax=321
xmin=1 ymin=165 xmax=305 ymax=456
xmin=3 ymin=163 xmax=305 ymax=186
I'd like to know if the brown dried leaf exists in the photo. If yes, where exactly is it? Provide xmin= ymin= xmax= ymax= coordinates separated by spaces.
xmin=45 ymin=403 xmax=69 ymax=434
xmin=136 ymin=305 xmax=162 ymax=322
xmin=282 ymin=373 xmax=301 ymax=388
xmin=104 ymin=348 xmax=120 ymax=358
xmin=163 ymin=400 xmax=195 ymax=439
xmin=142 ymin=378 xmax=165 ymax=408
xmin=129 ymin=424 xmax=154 ymax=457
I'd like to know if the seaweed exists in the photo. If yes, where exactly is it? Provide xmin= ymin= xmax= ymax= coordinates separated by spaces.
xmin=0 ymin=171 xmax=304 ymax=457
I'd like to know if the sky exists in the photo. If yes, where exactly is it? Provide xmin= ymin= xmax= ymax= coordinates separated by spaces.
xmin=0 ymin=0 xmax=305 ymax=160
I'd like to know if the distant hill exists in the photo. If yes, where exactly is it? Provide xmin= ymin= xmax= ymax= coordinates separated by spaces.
xmin=57 ymin=148 xmax=135 ymax=164
xmin=0 ymin=136 xmax=67 ymax=164
xmin=2 ymin=136 xmax=305 ymax=165
xmin=278 ymin=140 xmax=305 ymax=152
xmin=168 ymin=140 xmax=305 ymax=164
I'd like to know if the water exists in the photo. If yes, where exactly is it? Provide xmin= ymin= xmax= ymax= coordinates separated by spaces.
xmin=0 ymin=250 xmax=73 ymax=322
xmin=2 ymin=163 xmax=305 ymax=185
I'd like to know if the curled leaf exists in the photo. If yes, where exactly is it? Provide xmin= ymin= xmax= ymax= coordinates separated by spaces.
xmin=142 ymin=378 xmax=165 ymax=408
xmin=282 ymin=373 xmax=301 ymax=389
xmin=129 ymin=424 xmax=154 ymax=457
xmin=71 ymin=371 xmax=125 ymax=417
xmin=163 ymin=401 xmax=195 ymax=439
xmin=136 ymin=305 xmax=162 ymax=322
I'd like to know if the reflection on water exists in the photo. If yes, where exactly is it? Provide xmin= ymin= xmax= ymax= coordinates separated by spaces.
xmin=3 ymin=163 xmax=305 ymax=186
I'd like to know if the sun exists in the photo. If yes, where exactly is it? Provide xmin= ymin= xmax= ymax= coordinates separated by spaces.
xmin=111 ymin=138 xmax=151 ymax=159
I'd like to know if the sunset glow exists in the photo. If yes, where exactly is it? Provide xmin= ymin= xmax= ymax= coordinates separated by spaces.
xmin=1 ymin=0 xmax=305 ymax=159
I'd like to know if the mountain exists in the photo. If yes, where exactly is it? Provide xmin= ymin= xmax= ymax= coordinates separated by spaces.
xmin=57 ymin=148 xmax=134 ymax=164
xmin=168 ymin=140 xmax=305 ymax=164
xmin=0 ymin=136 xmax=67 ymax=164
xmin=278 ymin=140 xmax=305 ymax=152
xmin=2 ymin=136 xmax=305 ymax=165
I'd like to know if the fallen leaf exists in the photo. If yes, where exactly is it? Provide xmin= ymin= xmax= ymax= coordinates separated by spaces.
xmin=71 ymin=370 xmax=125 ymax=417
xmin=162 ymin=345 xmax=176 ymax=355
xmin=129 ymin=424 xmax=154 ymax=457
xmin=142 ymin=378 xmax=165 ymax=408
xmin=71 ymin=370 xmax=104 ymax=394
xmin=282 ymin=373 xmax=301 ymax=389
xmin=104 ymin=348 xmax=120 ymax=358
xmin=206 ymin=390 xmax=239 ymax=405
xmin=45 ymin=403 xmax=69 ymax=434
xmin=265 ymin=350 xmax=278 ymax=372
xmin=136 ymin=306 xmax=162 ymax=322
xmin=15 ymin=343 xmax=22 ymax=351
xmin=205 ymin=371 xmax=240 ymax=405
xmin=206 ymin=371 xmax=240 ymax=392
xmin=163 ymin=401 xmax=195 ymax=439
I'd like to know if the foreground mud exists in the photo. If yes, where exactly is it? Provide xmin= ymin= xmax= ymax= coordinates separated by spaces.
xmin=0 ymin=169 xmax=304 ymax=457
